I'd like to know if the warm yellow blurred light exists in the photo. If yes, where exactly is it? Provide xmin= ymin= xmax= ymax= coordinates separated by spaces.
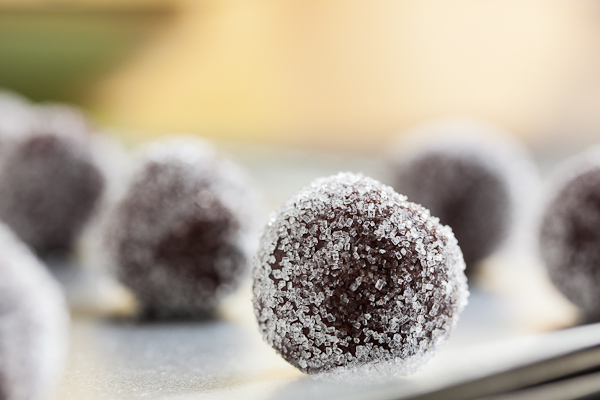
xmin=92 ymin=0 xmax=600 ymax=152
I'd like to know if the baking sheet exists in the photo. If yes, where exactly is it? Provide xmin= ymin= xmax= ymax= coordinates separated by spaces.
xmin=52 ymin=144 xmax=581 ymax=400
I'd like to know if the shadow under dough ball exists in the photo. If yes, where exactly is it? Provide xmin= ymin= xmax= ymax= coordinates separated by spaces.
xmin=393 ymin=150 xmax=511 ymax=273
xmin=0 ymin=105 xmax=104 ymax=256
xmin=105 ymin=139 xmax=258 ymax=319
xmin=0 ymin=223 xmax=69 ymax=400
xmin=253 ymin=173 xmax=468 ymax=378
xmin=540 ymin=149 xmax=600 ymax=321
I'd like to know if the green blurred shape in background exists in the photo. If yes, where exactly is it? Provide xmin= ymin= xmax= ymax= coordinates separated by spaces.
xmin=0 ymin=6 xmax=170 ymax=104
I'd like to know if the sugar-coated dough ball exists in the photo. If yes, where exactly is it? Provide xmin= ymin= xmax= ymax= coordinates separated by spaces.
xmin=389 ymin=120 xmax=538 ymax=274
xmin=0 ymin=223 xmax=69 ymax=400
xmin=104 ymin=138 xmax=259 ymax=318
xmin=0 ymin=103 xmax=105 ymax=256
xmin=253 ymin=173 xmax=468 ymax=378
xmin=540 ymin=147 xmax=600 ymax=320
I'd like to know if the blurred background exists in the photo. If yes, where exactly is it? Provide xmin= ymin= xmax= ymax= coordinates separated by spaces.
xmin=2 ymin=0 xmax=600 ymax=155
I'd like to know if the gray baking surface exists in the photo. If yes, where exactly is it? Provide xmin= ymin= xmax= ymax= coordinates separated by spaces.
xmin=54 ymin=144 xmax=580 ymax=400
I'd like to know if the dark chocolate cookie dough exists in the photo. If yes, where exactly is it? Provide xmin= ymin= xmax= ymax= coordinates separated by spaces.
xmin=253 ymin=173 xmax=468 ymax=377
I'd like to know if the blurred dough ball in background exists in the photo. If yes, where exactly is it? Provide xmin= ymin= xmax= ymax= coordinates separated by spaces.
xmin=89 ymin=0 xmax=600 ymax=153
xmin=387 ymin=120 xmax=540 ymax=276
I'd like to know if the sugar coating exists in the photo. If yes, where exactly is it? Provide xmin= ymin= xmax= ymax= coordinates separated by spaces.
xmin=34 ymin=103 xmax=93 ymax=138
xmin=253 ymin=173 xmax=468 ymax=379
xmin=0 ymin=91 xmax=36 ymax=145
xmin=539 ymin=146 xmax=600 ymax=320
xmin=0 ymin=223 xmax=69 ymax=400
xmin=389 ymin=120 xmax=538 ymax=272
xmin=0 ymin=102 xmax=105 ymax=255
xmin=104 ymin=137 xmax=260 ymax=318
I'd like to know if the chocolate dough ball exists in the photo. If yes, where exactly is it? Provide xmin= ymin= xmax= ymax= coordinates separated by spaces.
xmin=253 ymin=173 xmax=468 ymax=378
xmin=0 ymin=103 xmax=105 ymax=256
xmin=0 ymin=223 xmax=69 ymax=400
xmin=389 ymin=121 xmax=538 ymax=274
xmin=104 ymin=138 xmax=259 ymax=318
xmin=540 ymin=147 xmax=600 ymax=320
xmin=393 ymin=150 xmax=510 ymax=273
